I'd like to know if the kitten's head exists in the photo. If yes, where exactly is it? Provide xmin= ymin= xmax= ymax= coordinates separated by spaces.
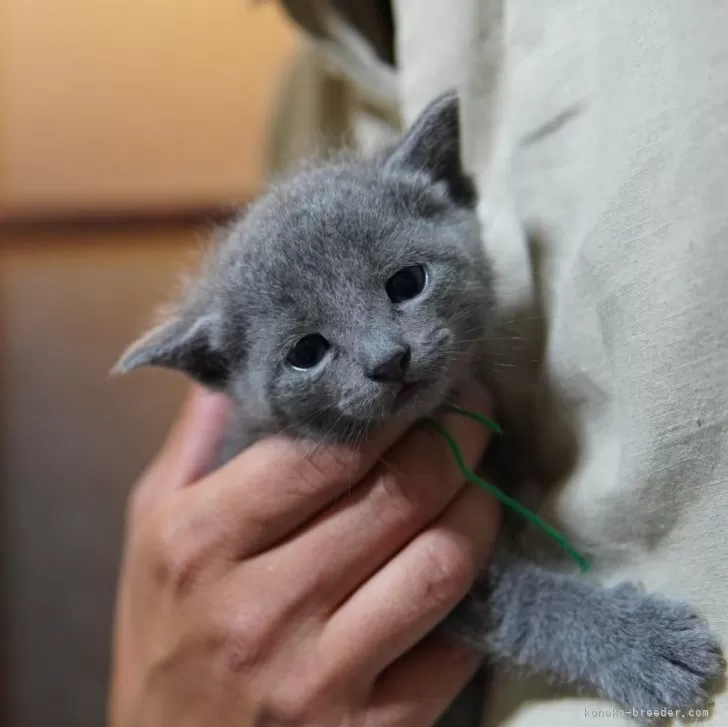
xmin=116 ymin=91 xmax=494 ymax=443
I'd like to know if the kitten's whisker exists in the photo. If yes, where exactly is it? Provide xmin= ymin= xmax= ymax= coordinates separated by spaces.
xmin=447 ymin=307 xmax=480 ymax=326
xmin=493 ymin=314 xmax=545 ymax=325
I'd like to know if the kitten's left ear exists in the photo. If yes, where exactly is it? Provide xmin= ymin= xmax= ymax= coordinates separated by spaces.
xmin=383 ymin=89 xmax=475 ymax=205
xmin=113 ymin=305 xmax=230 ymax=389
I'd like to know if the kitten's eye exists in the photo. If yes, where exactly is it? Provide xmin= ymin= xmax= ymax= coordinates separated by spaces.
xmin=385 ymin=265 xmax=427 ymax=303
xmin=287 ymin=334 xmax=330 ymax=370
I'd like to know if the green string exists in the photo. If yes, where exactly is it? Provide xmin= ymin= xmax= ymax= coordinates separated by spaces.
xmin=440 ymin=404 xmax=503 ymax=434
xmin=427 ymin=406 xmax=591 ymax=573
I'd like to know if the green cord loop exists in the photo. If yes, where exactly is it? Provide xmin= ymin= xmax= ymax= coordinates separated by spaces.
xmin=440 ymin=404 xmax=503 ymax=434
xmin=428 ymin=407 xmax=591 ymax=573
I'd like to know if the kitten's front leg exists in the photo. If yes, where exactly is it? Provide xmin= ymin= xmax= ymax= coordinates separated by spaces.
xmin=444 ymin=551 xmax=724 ymax=715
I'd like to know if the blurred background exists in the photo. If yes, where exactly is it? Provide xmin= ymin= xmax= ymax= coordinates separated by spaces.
xmin=0 ymin=1 xmax=397 ymax=725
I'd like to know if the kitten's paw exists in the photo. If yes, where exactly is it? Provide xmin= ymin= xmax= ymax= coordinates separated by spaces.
xmin=597 ymin=583 xmax=725 ymax=715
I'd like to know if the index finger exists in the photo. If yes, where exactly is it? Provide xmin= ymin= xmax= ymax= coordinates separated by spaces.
xmin=169 ymin=405 xmax=418 ymax=554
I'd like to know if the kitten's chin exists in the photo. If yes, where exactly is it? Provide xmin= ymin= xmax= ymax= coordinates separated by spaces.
xmin=296 ymin=348 xmax=479 ymax=446
xmin=308 ymin=386 xmax=444 ymax=446
xmin=406 ymin=344 xmax=479 ymax=417
xmin=386 ymin=374 xmax=456 ymax=426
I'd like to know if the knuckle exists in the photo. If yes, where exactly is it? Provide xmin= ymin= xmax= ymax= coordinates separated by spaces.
xmin=212 ymin=578 xmax=301 ymax=678
xmin=370 ymin=468 xmax=418 ymax=524
xmin=146 ymin=502 xmax=209 ymax=596
xmin=415 ymin=531 xmax=478 ymax=609
xmin=266 ymin=670 xmax=342 ymax=725
xmin=217 ymin=614 xmax=277 ymax=676
xmin=268 ymin=689 xmax=316 ymax=724
xmin=297 ymin=443 xmax=362 ymax=491
xmin=210 ymin=601 xmax=348 ymax=724
xmin=371 ymin=462 xmax=443 ymax=527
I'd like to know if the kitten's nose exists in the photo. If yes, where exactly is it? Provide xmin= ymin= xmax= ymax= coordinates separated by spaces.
xmin=367 ymin=346 xmax=411 ymax=383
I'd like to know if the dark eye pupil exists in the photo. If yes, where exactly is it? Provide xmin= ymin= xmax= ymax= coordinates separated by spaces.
xmin=386 ymin=265 xmax=427 ymax=303
xmin=287 ymin=334 xmax=329 ymax=370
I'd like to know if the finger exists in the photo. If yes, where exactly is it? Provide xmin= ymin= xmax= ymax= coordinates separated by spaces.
xmin=253 ymin=382 xmax=493 ymax=605
xmin=366 ymin=632 xmax=481 ymax=727
xmin=168 ymin=407 xmax=415 ymax=557
xmin=321 ymin=485 xmax=499 ymax=680
xmin=143 ymin=386 xmax=231 ymax=496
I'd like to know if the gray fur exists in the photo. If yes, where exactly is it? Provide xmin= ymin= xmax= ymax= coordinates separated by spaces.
xmin=116 ymin=91 xmax=724 ymax=723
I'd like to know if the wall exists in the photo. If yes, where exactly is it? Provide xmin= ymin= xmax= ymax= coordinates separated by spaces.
xmin=0 ymin=0 xmax=299 ymax=216
xmin=1 ymin=229 xmax=200 ymax=726
xmin=0 ymin=2 xmax=301 ymax=725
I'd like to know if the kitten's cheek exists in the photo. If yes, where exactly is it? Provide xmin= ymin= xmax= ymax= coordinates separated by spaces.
xmin=434 ymin=330 xmax=456 ymax=366
xmin=422 ymin=327 xmax=451 ymax=355
xmin=438 ymin=328 xmax=454 ymax=347
xmin=451 ymin=346 xmax=477 ymax=383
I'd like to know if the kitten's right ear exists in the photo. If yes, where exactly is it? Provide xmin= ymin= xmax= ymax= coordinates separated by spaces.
xmin=383 ymin=89 xmax=475 ymax=205
xmin=112 ymin=305 xmax=230 ymax=389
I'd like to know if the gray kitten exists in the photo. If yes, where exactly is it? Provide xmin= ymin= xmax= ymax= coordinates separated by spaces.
xmin=116 ymin=92 xmax=723 ymax=723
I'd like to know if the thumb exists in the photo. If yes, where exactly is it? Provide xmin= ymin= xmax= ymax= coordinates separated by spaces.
xmin=148 ymin=385 xmax=231 ymax=495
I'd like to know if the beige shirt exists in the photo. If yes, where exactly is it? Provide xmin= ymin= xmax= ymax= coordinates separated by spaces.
xmin=269 ymin=2 xmax=728 ymax=723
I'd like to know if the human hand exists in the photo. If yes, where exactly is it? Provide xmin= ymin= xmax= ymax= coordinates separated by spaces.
xmin=108 ymin=383 xmax=500 ymax=727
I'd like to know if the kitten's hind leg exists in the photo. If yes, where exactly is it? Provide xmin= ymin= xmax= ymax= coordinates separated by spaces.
xmin=445 ymin=552 xmax=724 ymax=714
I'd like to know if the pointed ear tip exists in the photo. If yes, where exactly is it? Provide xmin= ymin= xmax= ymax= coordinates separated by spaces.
xmin=110 ymin=344 xmax=147 ymax=377
xmin=430 ymin=88 xmax=459 ymax=112
xmin=109 ymin=357 xmax=133 ymax=378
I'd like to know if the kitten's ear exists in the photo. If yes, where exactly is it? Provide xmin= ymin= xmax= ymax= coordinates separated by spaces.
xmin=383 ymin=89 xmax=475 ymax=205
xmin=113 ymin=305 xmax=230 ymax=389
